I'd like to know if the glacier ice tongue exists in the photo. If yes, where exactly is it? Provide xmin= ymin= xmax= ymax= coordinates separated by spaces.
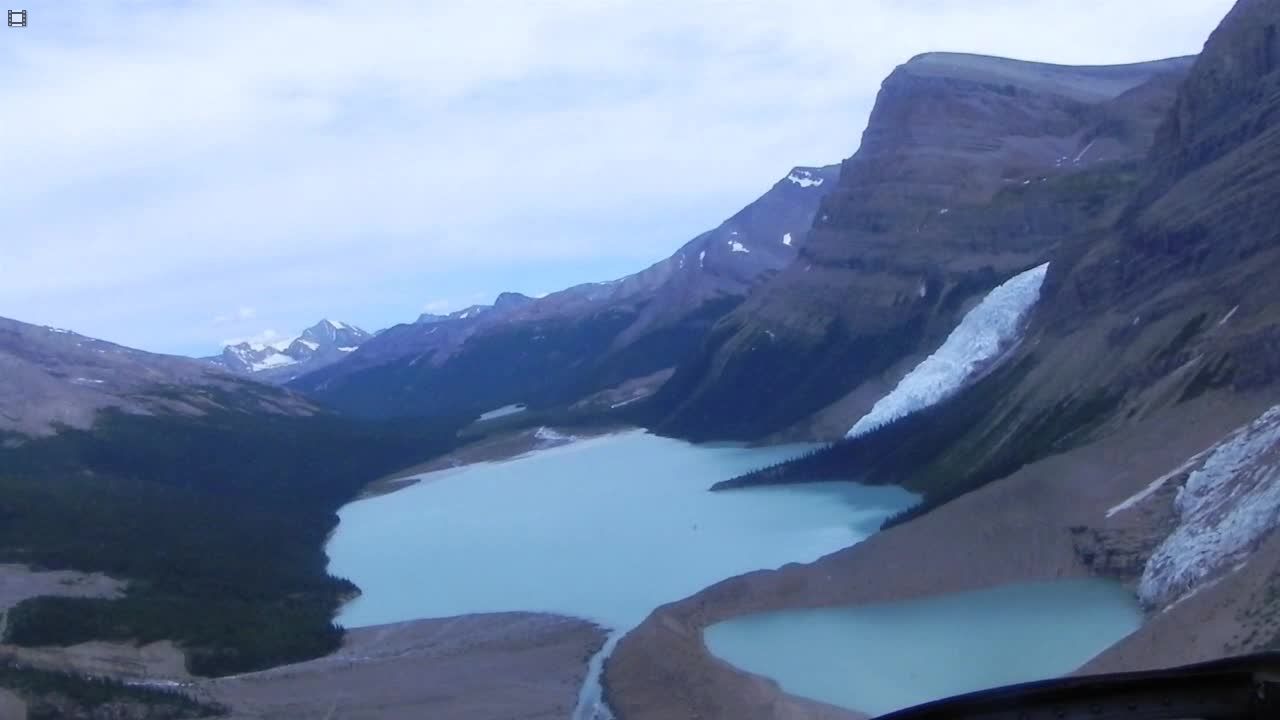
xmin=1138 ymin=405 xmax=1280 ymax=608
xmin=846 ymin=263 xmax=1050 ymax=438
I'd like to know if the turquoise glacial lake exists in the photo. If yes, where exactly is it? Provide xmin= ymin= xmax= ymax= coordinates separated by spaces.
xmin=327 ymin=429 xmax=918 ymax=629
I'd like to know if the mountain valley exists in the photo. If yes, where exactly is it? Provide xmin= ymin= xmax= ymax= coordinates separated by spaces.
xmin=4 ymin=2 xmax=1280 ymax=719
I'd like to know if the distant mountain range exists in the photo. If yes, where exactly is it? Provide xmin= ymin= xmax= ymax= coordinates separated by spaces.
xmin=202 ymin=319 xmax=371 ymax=382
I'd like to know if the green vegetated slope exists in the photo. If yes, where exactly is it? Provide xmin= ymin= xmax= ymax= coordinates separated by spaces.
xmin=302 ymin=305 xmax=677 ymax=419
xmin=378 ymin=296 xmax=737 ymax=420
xmin=718 ymin=0 xmax=1280 ymax=524
xmin=0 ymin=385 xmax=464 ymax=677
xmin=0 ymin=662 xmax=224 ymax=719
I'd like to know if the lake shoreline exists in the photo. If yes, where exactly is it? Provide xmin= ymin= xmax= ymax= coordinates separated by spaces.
xmin=202 ymin=613 xmax=608 ymax=719
xmin=329 ymin=430 xmax=914 ymax=719
xmin=357 ymin=424 xmax=627 ymax=500
xmin=604 ymin=397 xmax=1269 ymax=720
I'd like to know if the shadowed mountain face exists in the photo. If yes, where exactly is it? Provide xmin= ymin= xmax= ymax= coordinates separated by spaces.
xmin=645 ymin=53 xmax=1196 ymax=441
xmin=701 ymin=0 xmax=1280 ymax=525
xmin=0 ymin=316 xmax=313 ymax=437
xmin=288 ymin=165 xmax=839 ymax=419
xmin=1013 ymin=0 xmax=1280 ymax=437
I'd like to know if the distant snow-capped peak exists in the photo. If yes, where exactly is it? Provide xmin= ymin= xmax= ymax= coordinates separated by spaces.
xmin=207 ymin=318 xmax=370 ymax=376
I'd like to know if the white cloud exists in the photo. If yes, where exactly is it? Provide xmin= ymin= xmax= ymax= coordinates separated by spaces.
xmin=0 ymin=0 xmax=1235 ymax=354
xmin=212 ymin=305 xmax=258 ymax=327
xmin=221 ymin=329 xmax=284 ymax=349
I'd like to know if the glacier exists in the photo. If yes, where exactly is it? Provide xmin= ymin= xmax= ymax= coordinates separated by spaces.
xmin=1138 ymin=404 xmax=1280 ymax=608
xmin=846 ymin=262 xmax=1050 ymax=438
xmin=250 ymin=352 xmax=299 ymax=372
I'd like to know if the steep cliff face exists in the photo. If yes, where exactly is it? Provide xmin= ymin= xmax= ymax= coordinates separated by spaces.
xmin=1044 ymin=0 xmax=1280 ymax=393
xmin=964 ymin=0 xmax=1280 ymax=467
xmin=290 ymin=166 xmax=838 ymax=419
xmin=719 ymin=0 xmax=1280 ymax=525
xmin=648 ymin=53 xmax=1193 ymax=441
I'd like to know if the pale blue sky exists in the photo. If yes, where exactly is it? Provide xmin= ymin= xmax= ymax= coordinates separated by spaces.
xmin=0 ymin=0 xmax=1234 ymax=355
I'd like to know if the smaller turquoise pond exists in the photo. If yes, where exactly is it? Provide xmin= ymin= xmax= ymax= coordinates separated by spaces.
xmin=704 ymin=578 xmax=1143 ymax=717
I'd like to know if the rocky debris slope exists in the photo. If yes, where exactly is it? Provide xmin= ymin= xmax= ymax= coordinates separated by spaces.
xmin=202 ymin=613 xmax=606 ymax=720
xmin=605 ymin=392 xmax=1276 ymax=720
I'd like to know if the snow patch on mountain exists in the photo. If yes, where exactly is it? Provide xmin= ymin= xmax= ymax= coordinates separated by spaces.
xmin=1073 ymin=139 xmax=1097 ymax=164
xmin=786 ymin=170 xmax=825 ymax=188
xmin=1138 ymin=405 xmax=1280 ymax=608
xmin=846 ymin=262 xmax=1050 ymax=438
xmin=1218 ymin=305 xmax=1239 ymax=327
xmin=534 ymin=426 xmax=576 ymax=443
xmin=728 ymin=241 xmax=749 ymax=253
xmin=252 ymin=353 xmax=299 ymax=372
xmin=782 ymin=233 xmax=792 ymax=246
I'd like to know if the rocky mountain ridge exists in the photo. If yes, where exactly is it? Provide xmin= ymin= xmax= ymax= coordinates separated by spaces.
xmin=289 ymin=164 xmax=840 ymax=419
xmin=645 ymin=53 xmax=1196 ymax=441
xmin=0 ymin=316 xmax=313 ymax=437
